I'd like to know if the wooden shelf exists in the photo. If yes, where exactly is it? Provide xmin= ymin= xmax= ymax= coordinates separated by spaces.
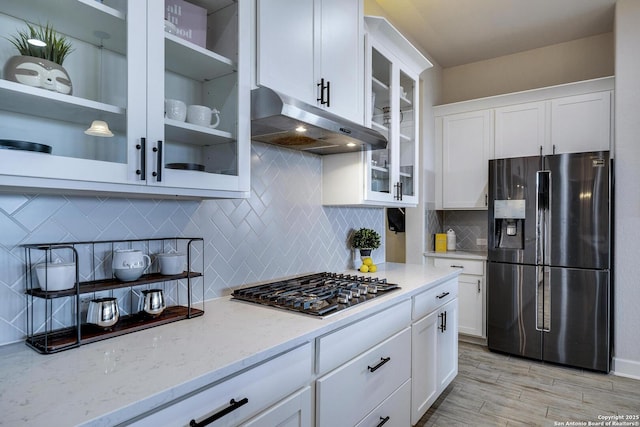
xmin=26 ymin=306 xmax=204 ymax=354
xmin=27 ymin=271 xmax=203 ymax=299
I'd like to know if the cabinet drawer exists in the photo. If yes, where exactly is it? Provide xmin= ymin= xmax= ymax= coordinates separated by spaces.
xmin=316 ymin=300 xmax=411 ymax=375
xmin=355 ymin=378 xmax=411 ymax=427
xmin=433 ymin=257 xmax=485 ymax=276
xmin=413 ymin=278 xmax=458 ymax=320
xmin=316 ymin=328 xmax=411 ymax=427
xmin=130 ymin=343 xmax=312 ymax=427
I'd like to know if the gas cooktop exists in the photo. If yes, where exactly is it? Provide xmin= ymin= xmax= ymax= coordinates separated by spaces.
xmin=231 ymin=272 xmax=400 ymax=317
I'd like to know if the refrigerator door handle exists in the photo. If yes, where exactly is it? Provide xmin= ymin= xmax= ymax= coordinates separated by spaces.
xmin=536 ymin=170 xmax=551 ymax=266
xmin=535 ymin=265 xmax=551 ymax=332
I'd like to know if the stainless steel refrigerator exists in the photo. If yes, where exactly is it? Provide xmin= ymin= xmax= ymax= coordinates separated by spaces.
xmin=487 ymin=151 xmax=612 ymax=372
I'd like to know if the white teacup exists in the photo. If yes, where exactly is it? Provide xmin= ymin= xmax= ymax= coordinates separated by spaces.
xmin=165 ymin=99 xmax=187 ymax=121
xmin=186 ymin=105 xmax=220 ymax=128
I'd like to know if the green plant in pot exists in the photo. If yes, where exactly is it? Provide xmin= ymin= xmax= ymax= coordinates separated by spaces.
xmin=4 ymin=22 xmax=74 ymax=95
xmin=351 ymin=228 xmax=381 ymax=258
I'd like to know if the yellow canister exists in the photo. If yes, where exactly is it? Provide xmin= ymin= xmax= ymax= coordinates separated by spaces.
xmin=435 ymin=233 xmax=447 ymax=252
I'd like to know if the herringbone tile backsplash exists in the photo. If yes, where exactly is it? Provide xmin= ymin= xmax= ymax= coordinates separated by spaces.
xmin=0 ymin=142 xmax=384 ymax=346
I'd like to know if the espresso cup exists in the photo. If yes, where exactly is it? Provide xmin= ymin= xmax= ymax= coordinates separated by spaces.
xmin=165 ymin=99 xmax=187 ymax=121
xmin=186 ymin=105 xmax=220 ymax=128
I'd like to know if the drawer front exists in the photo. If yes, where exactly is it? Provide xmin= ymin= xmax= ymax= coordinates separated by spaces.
xmin=355 ymin=379 xmax=411 ymax=427
xmin=413 ymin=278 xmax=458 ymax=320
xmin=130 ymin=343 xmax=312 ymax=427
xmin=316 ymin=300 xmax=411 ymax=375
xmin=316 ymin=328 xmax=411 ymax=427
xmin=433 ymin=257 xmax=485 ymax=276
xmin=241 ymin=386 xmax=311 ymax=427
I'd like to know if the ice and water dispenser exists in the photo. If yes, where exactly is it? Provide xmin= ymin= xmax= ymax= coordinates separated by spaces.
xmin=493 ymin=199 xmax=526 ymax=249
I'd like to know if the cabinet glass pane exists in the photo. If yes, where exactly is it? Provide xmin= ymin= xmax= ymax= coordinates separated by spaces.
xmin=399 ymin=70 xmax=416 ymax=197
xmin=163 ymin=0 xmax=239 ymax=178
xmin=0 ymin=0 xmax=129 ymax=166
xmin=370 ymin=48 xmax=391 ymax=194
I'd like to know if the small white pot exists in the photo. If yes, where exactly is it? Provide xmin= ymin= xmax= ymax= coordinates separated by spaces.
xmin=35 ymin=259 xmax=75 ymax=291
xmin=156 ymin=251 xmax=186 ymax=275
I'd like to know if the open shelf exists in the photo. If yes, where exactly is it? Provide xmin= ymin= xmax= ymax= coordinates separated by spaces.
xmin=26 ymin=306 xmax=204 ymax=354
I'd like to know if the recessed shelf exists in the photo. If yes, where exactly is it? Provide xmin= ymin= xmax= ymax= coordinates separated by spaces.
xmin=165 ymin=120 xmax=234 ymax=146
xmin=165 ymin=33 xmax=236 ymax=81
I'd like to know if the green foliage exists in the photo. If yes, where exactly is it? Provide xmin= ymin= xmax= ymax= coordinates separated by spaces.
xmin=7 ymin=22 xmax=74 ymax=65
xmin=351 ymin=228 xmax=381 ymax=250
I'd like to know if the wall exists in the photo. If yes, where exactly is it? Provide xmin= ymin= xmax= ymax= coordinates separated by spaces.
xmin=442 ymin=33 xmax=614 ymax=103
xmin=613 ymin=0 xmax=640 ymax=379
xmin=0 ymin=142 xmax=385 ymax=346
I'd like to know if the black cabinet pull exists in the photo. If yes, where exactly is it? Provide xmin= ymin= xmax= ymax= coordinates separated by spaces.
xmin=439 ymin=312 xmax=445 ymax=332
xmin=376 ymin=416 xmax=390 ymax=427
xmin=326 ymin=79 xmax=330 ymax=107
xmin=189 ymin=397 xmax=249 ymax=427
xmin=436 ymin=291 xmax=450 ymax=299
xmin=152 ymin=141 xmax=163 ymax=182
xmin=450 ymin=265 xmax=464 ymax=269
xmin=136 ymin=137 xmax=146 ymax=180
xmin=367 ymin=356 xmax=390 ymax=373
xmin=443 ymin=310 xmax=447 ymax=331
xmin=317 ymin=78 xmax=330 ymax=106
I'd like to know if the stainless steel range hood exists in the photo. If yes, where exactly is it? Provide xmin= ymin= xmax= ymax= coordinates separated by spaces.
xmin=251 ymin=86 xmax=387 ymax=155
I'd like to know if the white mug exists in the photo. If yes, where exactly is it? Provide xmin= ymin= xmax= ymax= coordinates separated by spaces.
xmin=186 ymin=105 xmax=220 ymax=128
xmin=112 ymin=249 xmax=152 ymax=270
xmin=165 ymin=99 xmax=187 ymax=121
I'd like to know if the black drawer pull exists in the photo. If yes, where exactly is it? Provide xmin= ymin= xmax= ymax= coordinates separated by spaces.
xmin=367 ymin=356 xmax=391 ymax=373
xmin=377 ymin=416 xmax=390 ymax=427
xmin=436 ymin=291 xmax=450 ymax=299
xmin=450 ymin=265 xmax=464 ymax=268
xmin=189 ymin=397 xmax=248 ymax=427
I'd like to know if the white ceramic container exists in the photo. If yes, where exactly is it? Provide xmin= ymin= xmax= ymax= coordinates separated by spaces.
xmin=156 ymin=251 xmax=186 ymax=275
xmin=35 ymin=259 xmax=75 ymax=291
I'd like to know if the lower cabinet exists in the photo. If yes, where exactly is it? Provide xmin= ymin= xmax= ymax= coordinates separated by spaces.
xmin=411 ymin=278 xmax=459 ymax=425
xmin=432 ymin=256 xmax=486 ymax=339
xmin=355 ymin=379 xmax=411 ymax=427
xmin=241 ymin=386 xmax=311 ymax=427
xmin=129 ymin=343 xmax=312 ymax=427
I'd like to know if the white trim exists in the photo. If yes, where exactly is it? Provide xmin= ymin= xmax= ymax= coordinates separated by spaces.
xmin=612 ymin=357 xmax=640 ymax=380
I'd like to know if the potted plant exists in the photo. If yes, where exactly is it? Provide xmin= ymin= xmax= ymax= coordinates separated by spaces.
xmin=4 ymin=22 xmax=74 ymax=95
xmin=351 ymin=228 xmax=381 ymax=258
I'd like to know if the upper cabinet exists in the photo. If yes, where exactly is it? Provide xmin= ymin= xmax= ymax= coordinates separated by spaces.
xmin=255 ymin=0 xmax=364 ymax=124
xmin=322 ymin=16 xmax=432 ymax=207
xmin=435 ymin=77 xmax=614 ymax=210
xmin=0 ymin=0 xmax=250 ymax=199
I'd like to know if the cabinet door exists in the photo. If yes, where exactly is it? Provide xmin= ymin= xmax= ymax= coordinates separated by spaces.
xmin=550 ymin=92 xmax=611 ymax=154
xmin=256 ymin=0 xmax=314 ymax=104
xmin=318 ymin=0 xmax=364 ymax=124
xmin=411 ymin=310 xmax=438 ymax=425
xmin=242 ymin=387 xmax=311 ymax=427
xmin=442 ymin=110 xmax=493 ymax=209
xmin=146 ymin=1 xmax=250 ymax=195
xmin=0 ymin=1 xmax=135 ymax=188
xmin=397 ymin=68 xmax=419 ymax=204
xmin=437 ymin=298 xmax=459 ymax=391
xmin=458 ymin=275 xmax=484 ymax=337
xmin=494 ymin=101 xmax=548 ymax=159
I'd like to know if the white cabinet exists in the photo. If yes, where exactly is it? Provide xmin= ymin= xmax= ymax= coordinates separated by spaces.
xmin=494 ymin=101 xmax=547 ymax=158
xmin=130 ymin=343 xmax=312 ymax=427
xmin=255 ymin=0 xmax=364 ymax=124
xmin=432 ymin=257 xmax=486 ymax=339
xmin=0 ymin=1 xmax=250 ymax=199
xmin=315 ymin=300 xmax=412 ymax=427
xmin=436 ymin=110 xmax=493 ymax=210
xmin=550 ymin=91 xmax=611 ymax=154
xmin=322 ymin=16 xmax=432 ymax=207
xmin=411 ymin=278 xmax=459 ymax=425
xmin=355 ymin=379 xmax=411 ymax=427
xmin=494 ymin=92 xmax=612 ymax=159
xmin=242 ymin=386 xmax=311 ymax=427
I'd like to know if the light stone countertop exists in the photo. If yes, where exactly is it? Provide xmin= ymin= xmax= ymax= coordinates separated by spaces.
xmin=424 ymin=250 xmax=487 ymax=260
xmin=0 ymin=262 xmax=459 ymax=427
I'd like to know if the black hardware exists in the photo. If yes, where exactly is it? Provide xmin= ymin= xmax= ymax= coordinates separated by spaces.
xmin=189 ymin=397 xmax=249 ymax=427
xmin=317 ymin=78 xmax=330 ymax=106
xmin=450 ymin=265 xmax=464 ymax=269
xmin=339 ymin=127 xmax=352 ymax=135
xmin=326 ymin=80 xmax=330 ymax=107
xmin=439 ymin=312 xmax=445 ymax=332
xmin=436 ymin=291 xmax=450 ymax=299
xmin=540 ymin=145 xmax=543 ymax=156
xmin=485 ymin=193 xmax=488 ymax=206
xmin=444 ymin=310 xmax=447 ymax=331
xmin=478 ymin=279 xmax=481 ymax=293
xmin=152 ymin=141 xmax=163 ymax=182
xmin=376 ymin=416 xmax=390 ymax=427
xmin=394 ymin=182 xmax=403 ymax=201
xmin=136 ymin=137 xmax=146 ymax=180
xmin=553 ymin=144 xmax=556 ymax=154
xmin=368 ymin=356 xmax=391 ymax=372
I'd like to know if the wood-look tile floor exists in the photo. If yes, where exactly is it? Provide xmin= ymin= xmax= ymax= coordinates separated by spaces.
xmin=417 ymin=342 xmax=640 ymax=426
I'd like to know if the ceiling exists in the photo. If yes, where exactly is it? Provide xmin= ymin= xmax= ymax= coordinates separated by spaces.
xmin=368 ymin=0 xmax=616 ymax=68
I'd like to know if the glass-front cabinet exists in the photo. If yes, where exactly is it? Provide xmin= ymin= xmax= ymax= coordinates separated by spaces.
xmin=322 ymin=16 xmax=430 ymax=207
xmin=0 ymin=0 xmax=249 ymax=199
